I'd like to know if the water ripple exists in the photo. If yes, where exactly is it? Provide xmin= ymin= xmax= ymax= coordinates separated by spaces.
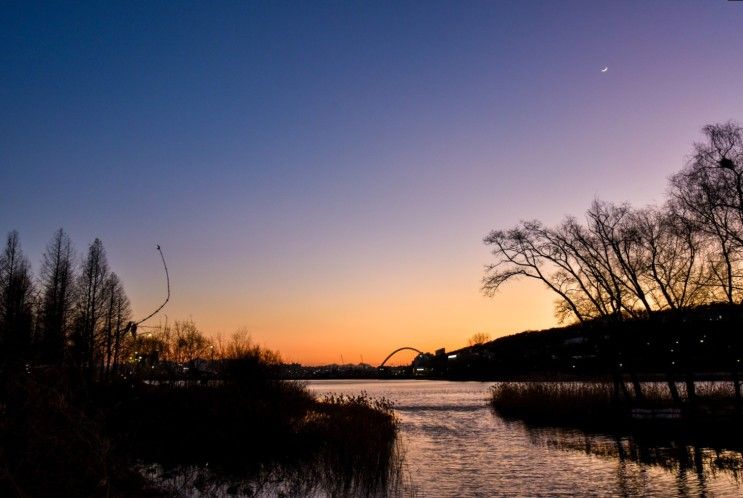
xmin=309 ymin=379 xmax=743 ymax=498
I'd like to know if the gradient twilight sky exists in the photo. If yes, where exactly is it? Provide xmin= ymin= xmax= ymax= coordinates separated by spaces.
xmin=2 ymin=1 xmax=743 ymax=365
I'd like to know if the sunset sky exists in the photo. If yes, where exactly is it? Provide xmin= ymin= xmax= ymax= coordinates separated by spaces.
xmin=3 ymin=1 xmax=743 ymax=365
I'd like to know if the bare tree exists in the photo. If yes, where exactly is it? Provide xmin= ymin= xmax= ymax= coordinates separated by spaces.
xmin=670 ymin=122 xmax=743 ymax=303
xmin=72 ymin=239 xmax=109 ymax=377
xmin=483 ymin=206 xmax=664 ymax=324
xmin=483 ymin=222 xmax=587 ymax=323
xmin=484 ymin=177 xmax=743 ymax=322
xmin=584 ymin=200 xmax=676 ymax=317
xmin=215 ymin=329 xmax=282 ymax=381
xmin=169 ymin=319 xmax=210 ymax=364
xmin=37 ymin=229 xmax=75 ymax=364
xmin=634 ymin=206 xmax=711 ymax=310
xmin=99 ymin=272 xmax=131 ymax=375
xmin=554 ymin=215 xmax=624 ymax=320
xmin=0 ymin=231 xmax=35 ymax=365
xmin=468 ymin=332 xmax=491 ymax=347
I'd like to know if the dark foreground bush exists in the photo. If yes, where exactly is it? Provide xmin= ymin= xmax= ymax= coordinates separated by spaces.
xmin=0 ymin=369 xmax=162 ymax=497
xmin=108 ymin=384 xmax=402 ymax=497
xmin=1 ymin=369 xmax=402 ymax=497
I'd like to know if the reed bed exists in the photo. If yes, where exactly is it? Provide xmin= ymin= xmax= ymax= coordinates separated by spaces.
xmin=490 ymin=380 xmax=743 ymax=430
xmin=491 ymin=382 xmax=619 ymax=427
xmin=1 ymin=368 xmax=403 ymax=497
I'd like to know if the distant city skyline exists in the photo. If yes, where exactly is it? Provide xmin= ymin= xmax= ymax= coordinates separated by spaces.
xmin=3 ymin=1 xmax=743 ymax=364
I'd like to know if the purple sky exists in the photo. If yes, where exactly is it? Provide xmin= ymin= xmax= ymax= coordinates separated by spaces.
xmin=2 ymin=1 xmax=743 ymax=363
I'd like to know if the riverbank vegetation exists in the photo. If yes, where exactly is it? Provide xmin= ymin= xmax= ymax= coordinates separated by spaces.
xmin=489 ymin=378 xmax=743 ymax=482
xmin=491 ymin=381 xmax=743 ymax=431
xmin=0 ymin=230 xmax=401 ymax=497
xmin=491 ymin=382 xmax=618 ymax=427
xmin=480 ymin=122 xmax=743 ymax=431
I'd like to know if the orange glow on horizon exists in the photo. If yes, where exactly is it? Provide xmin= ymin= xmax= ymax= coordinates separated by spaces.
xmin=131 ymin=278 xmax=557 ymax=366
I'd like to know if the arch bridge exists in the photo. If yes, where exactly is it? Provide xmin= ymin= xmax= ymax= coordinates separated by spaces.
xmin=378 ymin=347 xmax=424 ymax=368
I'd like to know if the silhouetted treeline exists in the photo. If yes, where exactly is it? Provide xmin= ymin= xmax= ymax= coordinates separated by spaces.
xmin=484 ymin=121 xmax=743 ymax=322
xmin=0 ymin=227 xmax=287 ymax=383
xmin=0 ymin=229 xmax=133 ymax=379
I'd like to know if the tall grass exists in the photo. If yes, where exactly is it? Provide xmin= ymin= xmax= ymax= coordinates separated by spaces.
xmin=491 ymin=382 xmax=619 ymax=427
xmin=306 ymin=392 xmax=401 ymax=496
xmin=1 ymin=350 xmax=404 ymax=496
xmin=104 ymin=381 xmax=403 ymax=497
xmin=491 ymin=381 xmax=743 ymax=430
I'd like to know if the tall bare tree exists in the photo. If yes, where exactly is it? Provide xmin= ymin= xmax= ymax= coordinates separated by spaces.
xmin=551 ymin=216 xmax=618 ymax=320
xmin=634 ymin=206 xmax=711 ymax=310
xmin=72 ymin=238 xmax=109 ymax=377
xmin=99 ymin=272 xmax=131 ymax=376
xmin=670 ymin=121 xmax=743 ymax=303
xmin=37 ymin=229 xmax=75 ymax=364
xmin=483 ymin=222 xmax=587 ymax=323
xmin=0 ymin=231 xmax=35 ymax=365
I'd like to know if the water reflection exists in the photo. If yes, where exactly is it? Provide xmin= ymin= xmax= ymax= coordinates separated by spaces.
xmin=139 ymin=439 xmax=410 ymax=498
xmin=309 ymin=380 xmax=743 ymax=497
xmin=524 ymin=425 xmax=743 ymax=497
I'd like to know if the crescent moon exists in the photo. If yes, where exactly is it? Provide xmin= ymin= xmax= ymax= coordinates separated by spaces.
xmin=601 ymin=67 xmax=608 ymax=73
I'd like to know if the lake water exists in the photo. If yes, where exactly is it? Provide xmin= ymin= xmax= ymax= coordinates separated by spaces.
xmin=308 ymin=379 xmax=743 ymax=497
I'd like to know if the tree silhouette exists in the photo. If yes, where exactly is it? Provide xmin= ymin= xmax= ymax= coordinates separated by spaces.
xmin=72 ymin=238 xmax=109 ymax=379
xmin=100 ymin=272 xmax=131 ymax=376
xmin=634 ymin=206 xmax=710 ymax=310
xmin=0 ymin=230 xmax=35 ymax=367
xmin=670 ymin=121 xmax=743 ymax=304
xmin=468 ymin=332 xmax=491 ymax=347
xmin=37 ymin=228 xmax=75 ymax=365
xmin=485 ymin=120 xmax=743 ymax=322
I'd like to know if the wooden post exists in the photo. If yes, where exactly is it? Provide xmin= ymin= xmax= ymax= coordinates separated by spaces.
xmin=685 ymin=371 xmax=696 ymax=406
xmin=630 ymin=371 xmax=644 ymax=402
xmin=613 ymin=372 xmax=623 ymax=402
xmin=667 ymin=375 xmax=681 ymax=405
xmin=733 ymin=367 xmax=742 ymax=415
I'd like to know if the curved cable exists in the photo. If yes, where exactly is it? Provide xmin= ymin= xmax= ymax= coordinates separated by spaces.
xmin=135 ymin=244 xmax=170 ymax=326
